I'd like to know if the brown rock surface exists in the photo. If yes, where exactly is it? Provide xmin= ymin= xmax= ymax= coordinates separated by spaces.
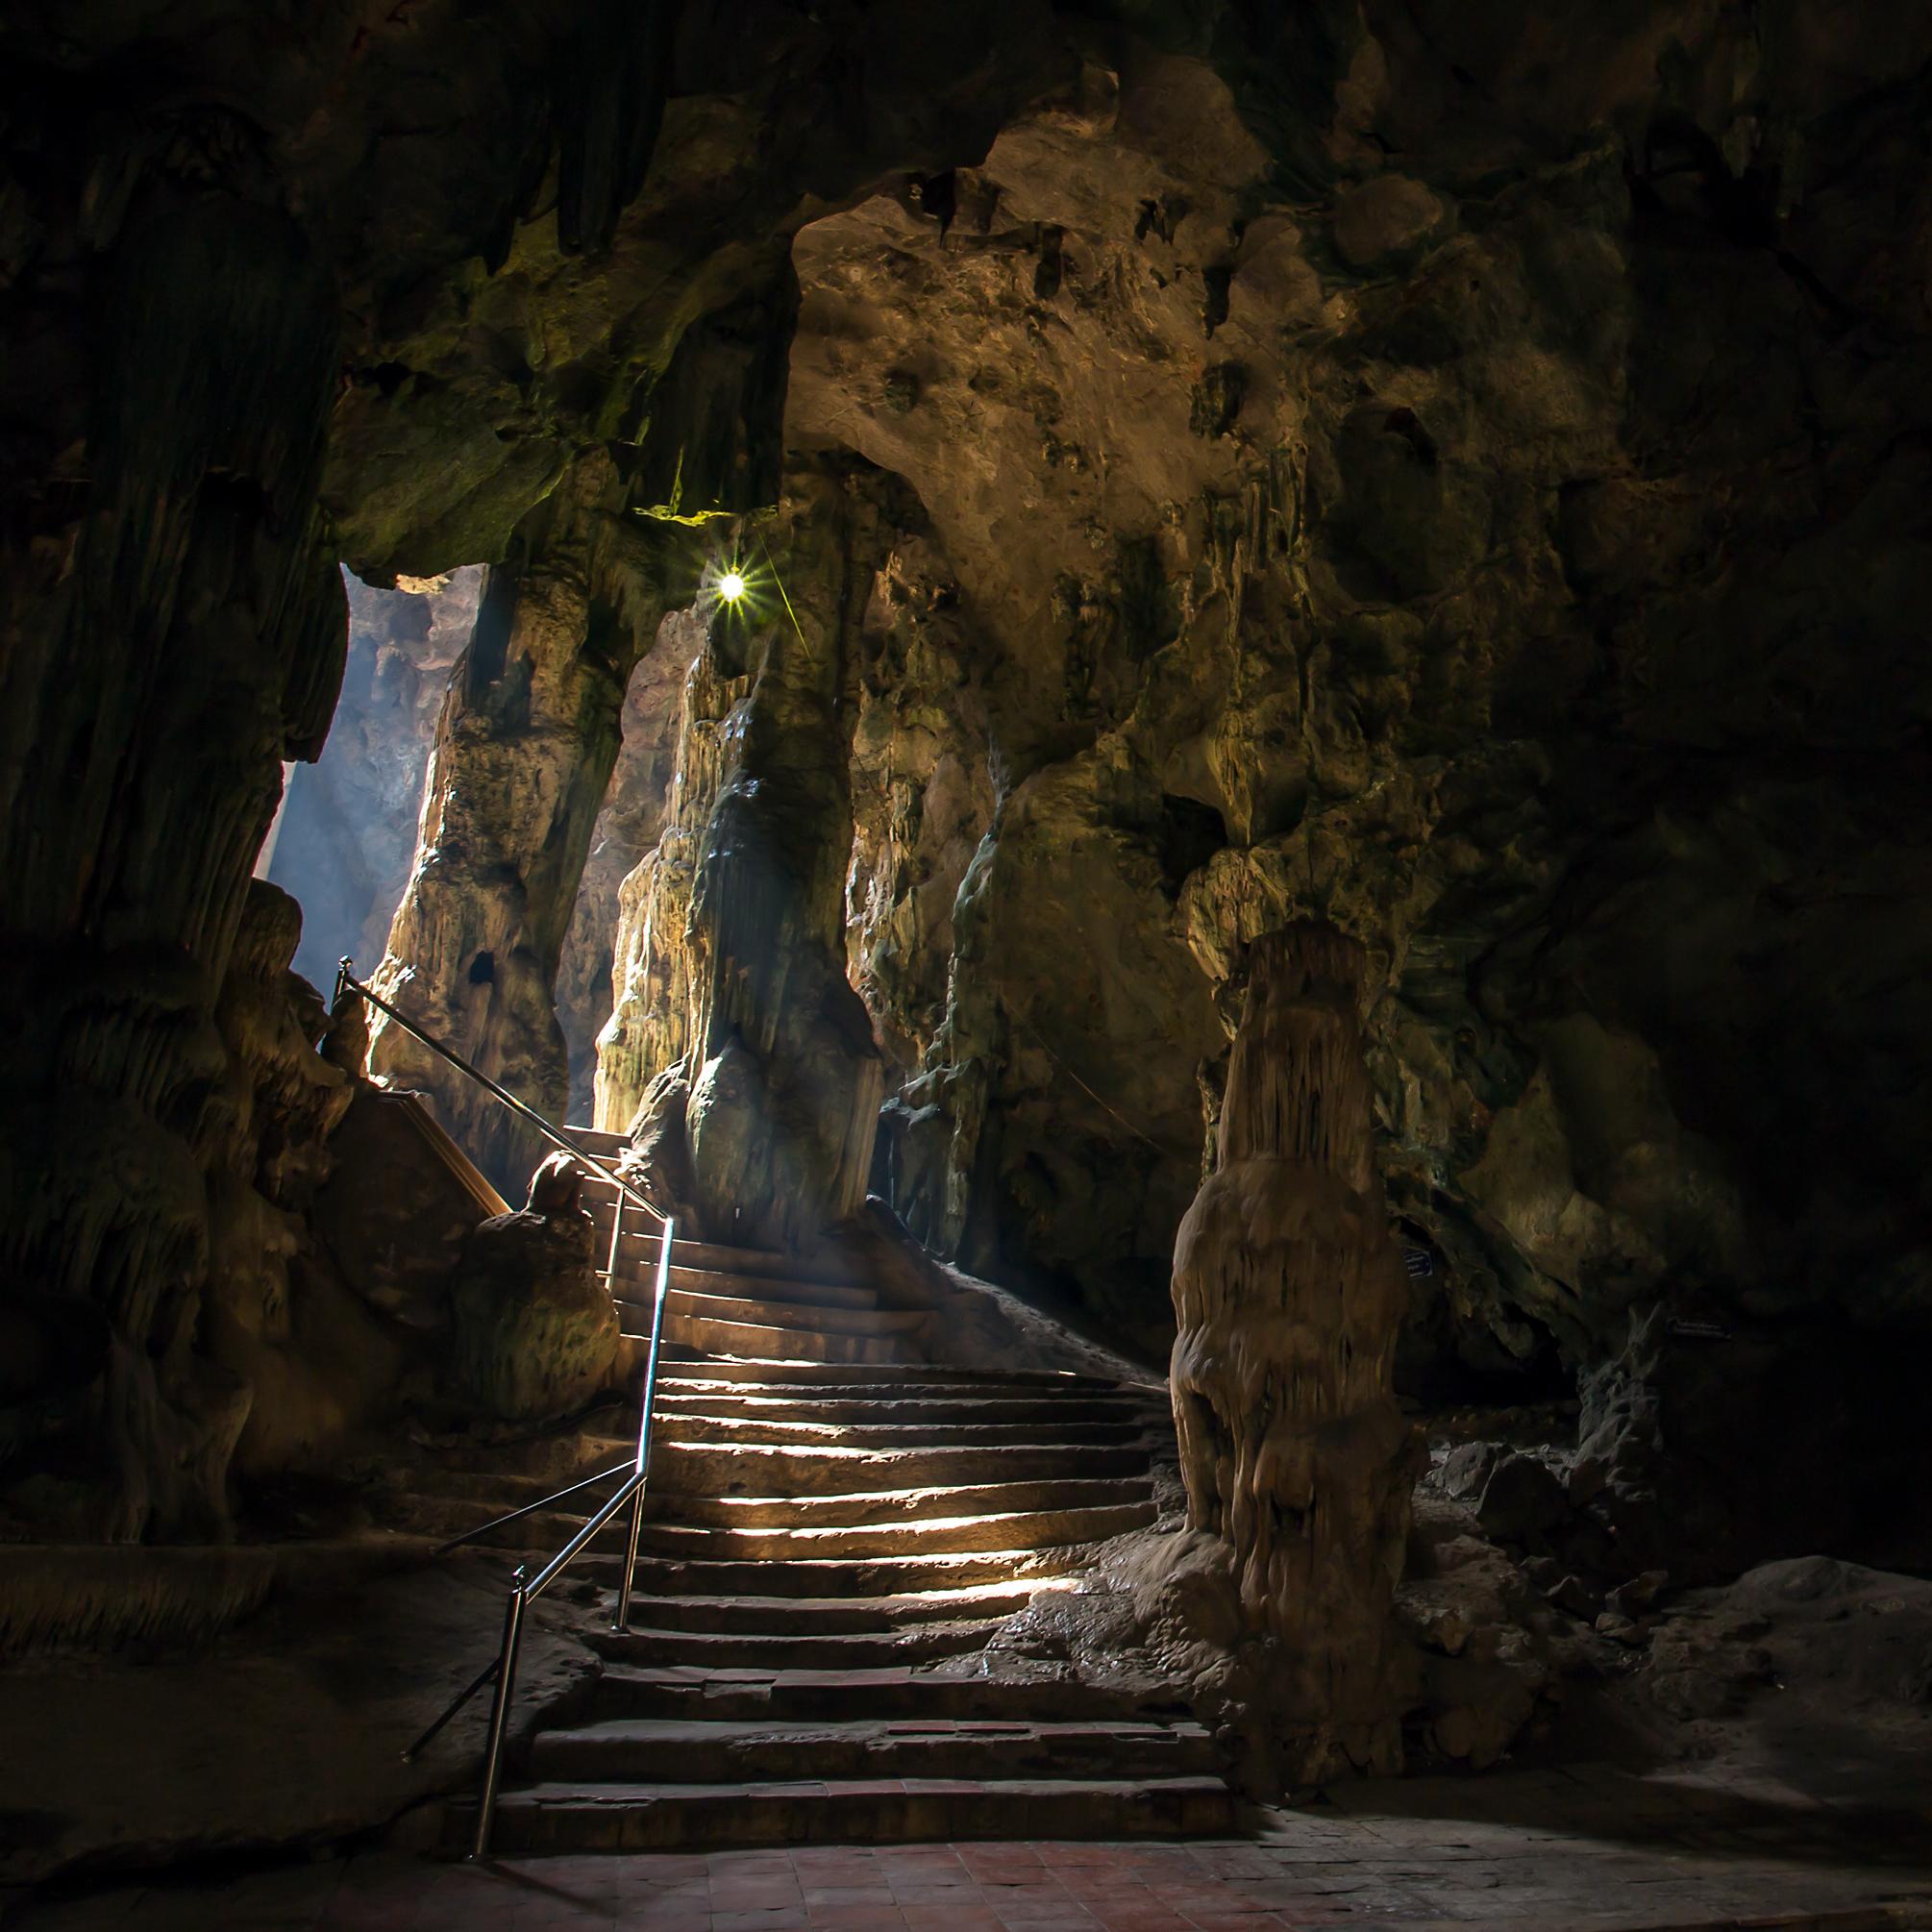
xmin=447 ymin=1205 xmax=617 ymax=1422
xmin=1170 ymin=923 xmax=1420 ymax=1778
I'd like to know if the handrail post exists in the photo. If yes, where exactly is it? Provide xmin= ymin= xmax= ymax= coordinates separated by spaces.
xmin=614 ymin=1213 xmax=675 ymax=1632
xmin=472 ymin=1569 xmax=528 ymax=1861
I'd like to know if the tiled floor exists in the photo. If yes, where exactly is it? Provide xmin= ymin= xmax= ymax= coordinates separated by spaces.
xmin=11 ymin=1767 xmax=1932 ymax=1932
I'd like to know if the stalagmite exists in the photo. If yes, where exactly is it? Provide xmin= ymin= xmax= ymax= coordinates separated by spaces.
xmin=599 ymin=470 xmax=885 ymax=1250
xmin=1170 ymin=921 xmax=1420 ymax=1777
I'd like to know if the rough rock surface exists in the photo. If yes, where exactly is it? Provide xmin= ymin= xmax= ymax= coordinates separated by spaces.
xmin=447 ymin=1205 xmax=617 ymax=1423
xmin=0 ymin=1560 xmax=594 ymax=1886
xmin=598 ymin=479 xmax=889 ymax=1249
xmin=1170 ymin=923 xmax=1420 ymax=1778
xmin=554 ymin=608 xmax=699 ymax=1123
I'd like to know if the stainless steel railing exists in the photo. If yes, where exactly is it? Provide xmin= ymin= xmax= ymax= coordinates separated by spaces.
xmin=333 ymin=957 xmax=667 ymax=1229
xmin=332 ymin=959 xmax=679 ymax=1858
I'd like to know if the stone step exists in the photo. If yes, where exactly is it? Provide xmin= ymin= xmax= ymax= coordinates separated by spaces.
xmin=616 ymin=1579 xmax=1082 ymax=1635
xmin=656 ymin=1288 xmax=919 ymax=1339
xmin=653 ymin=1313 xmax=915 ymax=1375
xmin=460 ymin=1421 xmax=1152 ymax=1491
xmin=587 ymin=1619 xmax=1004 ymax=1670
xmin=656 ymin=1359 xmax=1138 ymax=1393
xmin=576 ymin=1544 xmax=1093 ymax=1598
xmin=528 ymin=1716 xmax=1219 ymax=1786
xmin=581 ymin=1216 xmax=862 ymax=1288
xmin=617 ymin=1264 xmax=880 ymax=1313
xmin=587 ymin=1666 xmax=1160 ymax=1727
xmin=651 ymin=1439 xmax=1151 ymax=1497
xmin=650 ymin=1388 xmax=1157 ymax=1424
xmin=653 ymin=1312 xmax=920 ymax=1366
xmin=456 ymin=1773 xmax=1236 ymax=1853
xmin=393 ymin=1473 xmax=1151 ymax=1540
xmin=651 ymin=1413 xmax=1149 ymax=1449
xmin=666 ymin=1475 xmax=1152 ymax=1531
xmin=628 ymin=1498 xmax=1156 ymax=1562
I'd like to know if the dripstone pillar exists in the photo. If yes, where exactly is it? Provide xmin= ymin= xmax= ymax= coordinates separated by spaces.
xmin=1170 ymin=921 xmax=1419 ymax=1776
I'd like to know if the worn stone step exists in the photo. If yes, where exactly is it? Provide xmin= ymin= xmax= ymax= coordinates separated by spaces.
xmin=652 ymin=1439 xmax=1151 ymax=1497
xmin=650 ymin=1387 xmax=1156 ymax=1424
xmin=629 ymin=1498 xmax=1156 ymax=1562
xmin=654 ymin=1313 xmax=919 ymax=1366
xmin=586 ymin=1664 xmax=1163 ymax=1726
xmin=454 ymin=1422 xmax=1154 ymax=1493
xmin=457 ymin=1773 xmax=1236 ymax=1853
xmin=657 ymin=1289 xmax=920 ymax=1338
xmin=615 ymin=1579 xmax=1082 ymax=1635
xmin=529 ymin=1716 xmax=1218 ymax=1785
xmin=581 ymin=1216 xmax=862 ymax=1288
xmin=616 ymin=1265 xmax=880 ymax=1313
xmin=667 ymin=1475 xmax=1152 ymax=1531
xmin=652 ymin=1413 xmax=1149 ymax=1449
xmin=586 ymin=1620 xmax=1003 ymax=1670
xmin=576 ymin=1544 xmax=1092 ymax=1598
xmin=658 ymin=1358 xmax=1137 ymax=1393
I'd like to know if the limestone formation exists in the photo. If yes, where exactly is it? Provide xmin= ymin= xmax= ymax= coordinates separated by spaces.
xmin=599 ymin=476 xmax=888 ymax=1250
xmin=5 ymin=0 xmax=1932 ymax=1610
xmin=365 ymin=456 xmax=667 ymax=1190
xmin=447 ymin=1204 xmax=618 ymax=1423
xmin=1170 ymin=923 xmax=1419 ymax=1776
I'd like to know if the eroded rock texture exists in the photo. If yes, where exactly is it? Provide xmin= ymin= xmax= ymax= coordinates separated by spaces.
xmin=1171 ymin=924 xmax=1417 ymax=1775
xmin=365 ymin=455 xmax=670 ymax=1186
xmin=601 ymin=475 xmax=888 ymax=1248
xmin=767 ymin=11 xmax=1932 ymax=1578
xmin=8 ymin=0 xmax=1932 ymax=1595
xmin=0 ymin=0 xmax=1055 ymax=1538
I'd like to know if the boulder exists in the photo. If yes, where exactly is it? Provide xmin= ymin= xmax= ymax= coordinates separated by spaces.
xmin=447 ymin=1207 xmax=617 ymax=1421
xmin=1475 ymin=1452 xmax=1572 ymax=1544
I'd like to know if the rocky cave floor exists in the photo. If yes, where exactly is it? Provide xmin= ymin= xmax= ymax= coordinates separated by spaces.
xmin=3 ymin=1396 xmax=1930 ymax=1932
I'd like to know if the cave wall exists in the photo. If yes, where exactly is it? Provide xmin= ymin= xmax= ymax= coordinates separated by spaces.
xmin=0 ymin=0 xmax=1070 ymax=1539
xmin=6 ymin=0 xmax=1931 ymax=1564
xmin=776 ymin=10 xmax=1932 ymax=1437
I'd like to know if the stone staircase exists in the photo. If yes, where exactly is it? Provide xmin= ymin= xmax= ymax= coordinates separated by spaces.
xmin=400 ymin=1127 xmax=1236 ymax=1852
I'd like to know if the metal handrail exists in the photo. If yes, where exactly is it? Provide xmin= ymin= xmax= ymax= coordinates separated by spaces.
xmin=333 ymin=957 xmax=666 ymax=1228
xmin=329 ymin=960 xmax=681 ymax=1858
xmin=397 ymin=1213 xmax=677 ymax=1857
xmin=467 ymin=1214 xmax=677 ymax=1858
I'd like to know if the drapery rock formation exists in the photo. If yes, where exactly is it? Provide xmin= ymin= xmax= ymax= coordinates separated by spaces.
xmin=1171 ymin=923 xmax=1418 ymax=1777
xmin=599 ymin=477 xmax=886 ymax=1250
xmin=365 ymin=455 xmax=668 ymax=1187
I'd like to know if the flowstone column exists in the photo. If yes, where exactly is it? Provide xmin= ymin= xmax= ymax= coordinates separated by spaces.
xmin=1170 ymin=921 xmax=1419 ymax=1776
xmin=600 ymin=470 xmax=885 ymax=1250
xmin=366 ymin=457 xmax=664 ymax=1189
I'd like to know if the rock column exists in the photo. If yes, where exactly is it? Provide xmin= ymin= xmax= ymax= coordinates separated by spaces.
xmin=366 ymin=457 xmax=664 ymax=1189
xmin=1170 ymin=921 xmax=1418 ymax=1775
xmin=601 ymin=471 xmax=884 ymax=1249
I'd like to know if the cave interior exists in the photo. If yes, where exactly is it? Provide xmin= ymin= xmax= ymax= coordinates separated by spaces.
xmin=3 ymin=2 xmax=1932 ymax=1927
